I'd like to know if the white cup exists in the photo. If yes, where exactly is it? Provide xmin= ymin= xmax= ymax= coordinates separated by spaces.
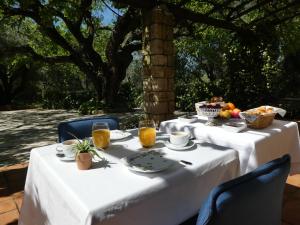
xmin=56 ymin=139 xmax=78 ymax=158
xmin=170 ymin=131 xmax=190 ymax=147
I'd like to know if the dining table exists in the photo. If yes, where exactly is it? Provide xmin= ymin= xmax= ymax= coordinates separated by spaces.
xmin=18 ymin=129 xmax=240 ymax=225
xmin=160 ymin=116 xmax=300 ymax=175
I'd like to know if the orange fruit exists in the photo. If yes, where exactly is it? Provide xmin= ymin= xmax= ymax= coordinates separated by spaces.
xmin=227 ymin=102 xmax=235 ymax=110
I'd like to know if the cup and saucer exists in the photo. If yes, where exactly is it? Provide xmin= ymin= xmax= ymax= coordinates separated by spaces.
xmin=164 ymin=131 xmax=195 ymax=151
xmin=56 ymin=139 xmax=77 ymax=161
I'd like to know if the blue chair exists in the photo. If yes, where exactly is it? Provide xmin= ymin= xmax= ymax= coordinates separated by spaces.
xmin=196 ymin=154 xmax=290 ymax=225
xmin=58 ymin=116 xmax=119 ymax=142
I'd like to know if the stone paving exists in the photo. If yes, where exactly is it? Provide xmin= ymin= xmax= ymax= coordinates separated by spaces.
xmin=0 ymin=109 xmax=143 ymax=167
xmin=0 ymin=109 xmax=80 ymax=167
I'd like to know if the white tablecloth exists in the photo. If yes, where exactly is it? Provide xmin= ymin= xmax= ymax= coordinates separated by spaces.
xmin=19 ymin=130 xmax=239 ymax=225
xmin=160 ymin=118 xmax=300 ymax=175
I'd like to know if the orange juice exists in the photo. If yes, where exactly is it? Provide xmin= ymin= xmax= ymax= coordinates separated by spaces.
xmin=92 ymin=129 xmax=110 ymax=149
xmin=139 ymin=127 xmax=156 ymax=148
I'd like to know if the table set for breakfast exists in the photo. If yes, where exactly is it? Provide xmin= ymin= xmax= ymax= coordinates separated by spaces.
xmin=19 ymin=129 xmax=239 ymax=225
xmin=160 ymin=117 xmax=300 ymax=175
xmin=18 ymin=100 xmax=300 ymax=225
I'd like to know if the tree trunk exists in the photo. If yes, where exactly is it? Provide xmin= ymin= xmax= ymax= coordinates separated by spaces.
xmin=0 ymin=90 xmax=12 ymax=106
xmin=0 ymin=69 xmax=12 ymax=106
xmin=89 ymin=72 xmax=104 ymax=102
xmin=104 ymin=66 xmax=127 ymax=106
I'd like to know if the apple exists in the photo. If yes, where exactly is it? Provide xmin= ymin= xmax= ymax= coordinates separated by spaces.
xmin=220 ymin=110 xmax=231 ymax=119
xmin=231 ymin=108 xmax=241 ymax=118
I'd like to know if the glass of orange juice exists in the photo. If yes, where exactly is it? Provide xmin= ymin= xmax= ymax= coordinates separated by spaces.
xmin=92 ymin=122 xmax=110 ymax=149
xmin=138 ymin=120 xmax=156 ymax=148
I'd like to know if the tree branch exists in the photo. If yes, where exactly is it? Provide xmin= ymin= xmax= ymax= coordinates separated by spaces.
xmin=121 ymin=42 xmax=142 ymax=53
xmin=0 ymin=45 xmax=73 ymax=63
xmin=105 ymin=7 xmax=141 ymax=66
xmin=2 ymin=5 xmax=76 ymax=54
xmin=78 ymin=0 xmax=93 ymax=23
xmin=228 ymin=0 xmax=273 ymax=21
xmin=269 ymin=12 xmax=300 ymax=26
xmin=176 ymin=0 xmax=191 ymax=7
xmin=98 ymin=26 xmax=113 ymax=31
xmin=167 ymin=4 xmax=249 ymax=35
xmin=112 ymin=0 xmax=156 ymax=9
xmin=102 ymin=0 xmax=122 ymax=17
xmin=205 ymin=0 xmax=234 ymax=17
xmin=249 ymin=1 xmax=300 ymax=26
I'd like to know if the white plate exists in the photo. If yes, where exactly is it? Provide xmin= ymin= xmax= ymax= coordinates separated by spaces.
xmin=178 ymin=116 xmax=198 ymax=123
xmin=165 ymin=140 xmax=196 ymax=151
xmin=57 ymin=154 xmax=75 ymax=161
xmin=122 ymin=150 xmax=174 ymax=173
xmin=222 ymin=120 xmax=247 ymax=132
xmin=110 ymin=130 xmax=132 ymax=141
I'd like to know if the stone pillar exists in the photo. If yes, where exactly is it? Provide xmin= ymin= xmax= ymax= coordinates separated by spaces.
xmin=142 ymin=5 xmax=175 ymax=125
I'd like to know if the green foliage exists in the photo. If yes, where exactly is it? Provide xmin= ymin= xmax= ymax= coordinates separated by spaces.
xmin=175 ymin=18 xmax=300 ymax=112
xmin=1 ymin=0 xmax=300 ymax=118
xmin=115 ymin=57 xmax=143 ymax=110
xmin=78 ymin=98 xmax=102 ymax=115
xmin=119 ymin=113 xmax=144 ymax=130
xmin=74 ymin=139 xmax=101 ymax=159
xmin=38 ymin=63 xmax=97 ymax=110
xmin=117 ymin=80 xmax=142 ymax=110
xmin=42 ymin=90 xmax=96 ymax=110
xmin=0 ymin=56 xmax=39 ymax=106
xmin=174 ymin=28 xmax=229 ymax=111
xmin=175 ymin=53 xmax=210 ymax=111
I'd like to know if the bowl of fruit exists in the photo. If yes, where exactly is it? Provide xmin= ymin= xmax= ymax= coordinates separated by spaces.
xmin=219 ymin=102 xmax=241 ymax=119
xmin=196 ymin=98 xmax=224 ymax=125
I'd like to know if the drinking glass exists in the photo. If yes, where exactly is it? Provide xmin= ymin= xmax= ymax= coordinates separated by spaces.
xmin=92 ymin=122 xmax=110 ymax=149
xmin=138 ymin=120 xmax=156 ymax=148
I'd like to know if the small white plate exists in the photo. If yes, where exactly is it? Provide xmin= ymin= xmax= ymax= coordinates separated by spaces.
xmin=57 ymin=154 xmax=75 ymax=161
xmin=178 ymin=116 xmax=198 ymax=123
xmin=110 ymin=130 xmax=132 ymax=141
xmin=222 ymin=120 xmax=247 ymax=132
xmin=165 ymin=140 xmax=196 ymax=151
xmin=122 ymin=150 xmax=174 ymax=173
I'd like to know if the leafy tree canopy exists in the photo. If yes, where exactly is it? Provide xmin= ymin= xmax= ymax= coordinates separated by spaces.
xmin=0 ymin=0 xmax=299 ymax=108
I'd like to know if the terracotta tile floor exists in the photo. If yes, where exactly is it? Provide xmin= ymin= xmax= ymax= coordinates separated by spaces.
xmin=0 ymin=164 xmax=299 ymax=225
xmin=0 ymin=164 xmax=27 ymax=225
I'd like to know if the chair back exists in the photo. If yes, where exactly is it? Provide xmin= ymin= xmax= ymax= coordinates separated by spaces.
xmin=196 ymin=154 xmax=291 ymax=225
xmin=58 ymin=116 xmax=119 ymax=142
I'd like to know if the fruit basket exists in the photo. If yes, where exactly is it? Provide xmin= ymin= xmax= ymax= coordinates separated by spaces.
xmin=239 ymin=106 xmax=286 ymax=129
xmin=199 ymin=107 xmax=221 ymax=118
xmin=195 ymin=101 xmax=224 ymax=116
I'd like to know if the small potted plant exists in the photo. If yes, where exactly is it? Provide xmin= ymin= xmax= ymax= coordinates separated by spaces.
xmin=74 ymin=139 xmax=101 ymax=170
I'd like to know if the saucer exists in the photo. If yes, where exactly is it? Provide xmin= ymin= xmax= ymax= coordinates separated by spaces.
xmin=178 ymin=116 xmax=198 ymax=123
xmin=164 ymin=140 xmax=196 ymax=151
xmin=110 ymin=130 xmax=132 ymax=141
xmin=222 ymin=120 xmax=247 ymax=132
xmin=56 ymin=154 xmax=75 ymax=161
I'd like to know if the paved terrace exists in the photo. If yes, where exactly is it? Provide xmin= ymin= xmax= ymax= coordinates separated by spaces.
xmin=0 ymin=109 xmax=143 ymax=167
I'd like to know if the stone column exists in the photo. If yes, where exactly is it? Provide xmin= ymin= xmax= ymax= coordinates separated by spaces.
xmin=142 ymin=5 xmax=175 ymax=124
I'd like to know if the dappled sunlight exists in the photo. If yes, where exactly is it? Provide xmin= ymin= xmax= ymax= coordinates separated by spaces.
xmin=0 ymin=109 xmax=79 ymax=166
xmin=0 ymin=109 xmax=145 ymax=167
